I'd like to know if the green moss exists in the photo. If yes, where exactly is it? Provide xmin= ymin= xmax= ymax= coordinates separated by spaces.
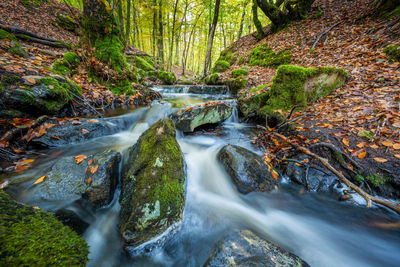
xmin=63 ymin=52 xmax=80 ymax=68
xmin=55 ymin=13 xmax=78 ymax=32
xmin=213 ymin=60 xmax=230 ymax=73
xmin=249 ymin=43 xmax=291 ymax=68
xmin=21 ymin=0 xmax=47 ymax=7
xmin=314 ymin=6 xmax=322 ymax=19
xmin=158 ymin=71 xmax=176 ymax=85
xmin=227 ymin=76 xmax=248 ymax=95
xmin=0 ymin=29 xmax=15 ymax=40
xmin=365 ymin=173 xmax=388 ymax=187
xmin=204 ymin=73 xmax=219 ymax=85
xmin=237 ymin=57 xmax=245 ymax=65
xmin=0 ymin=190 xmax=88 ymax=266
xmin=384 ymin=44 xmax=400 ymax=62
xmin=0 ymin=30 xmax=28 ymax=57
xmin=95 ymin=35 xmax=126 ymax=73
xmin=53 ymin=60 xmax=71 ymax=76
xmin=135 ymin=56 xmax=155 ymax=71
xmin=142 ymin=56 xmax=154 ymax=66
xmin=231 ymin=68 xmax=249 ymax=78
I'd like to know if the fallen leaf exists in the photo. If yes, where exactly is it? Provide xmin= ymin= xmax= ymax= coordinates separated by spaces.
xmin=358 ymin=151 xmax=367 ymax=159
xmin=87 ymin=176 xmax=92 ymax=184
xmin=26 ymin=77 xmax=36 ymax=85
xmin=13 ymin=148 xmax=22 ymax=153
xmin=75 ymin=155 xmax=87 ymax=164
xmin=0 ymin=140 xmax=10 ymax=148
xmin=370 ymin=144 xmax=379 ymax=149
xmin=81 ymin=128 xmax=90 ymax=134
xmin=87 ymin=119 xmax=99 ymax=123
xmin=394 ymin=154 xmax=400 ymax=159
xmin=34 ymin=176 xmax=46 ymax=184
xmin=50 ymin=135 xmax=60 ymax=140
xmin=342 ymin=138 xmax=350 ymax=147
xmin=271 ymin=170 xmax=279 ymax=180
xmin=393 ymin=143 xmax=400 ymax=150
xmin=90 ymin=165 xmax=98 ymax=174
xmin=382 ymin=141 xmax=393 ymax=147
xmin=374 ymin=157 xmax=388 ymax=163
xmin=21 ymin=159 xmax=35 ymax=164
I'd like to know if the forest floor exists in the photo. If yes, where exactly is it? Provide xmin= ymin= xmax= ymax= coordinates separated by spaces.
xmin=219 ymin=0 xmax=400 ymax=188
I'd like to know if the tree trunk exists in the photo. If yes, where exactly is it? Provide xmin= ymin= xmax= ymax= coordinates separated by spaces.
xmin=125 ymin=0 xmax=131 ymax=47
xmin=252 ymin=0 xmax=265 ymax=40
xmin=237 ymin=3 xmax=247 ymax=40
xmin=157 ymin=0 xmax=164 ymax=69
xmin=203 ymin=0 xmax=221 ymax=77
xmin=169 ymin=0 xmax=180 ymax=71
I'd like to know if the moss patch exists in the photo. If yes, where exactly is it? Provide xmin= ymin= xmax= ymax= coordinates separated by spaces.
xmin=231 ymin=68 xmax=249 ymax=78
xmin=135 ymin=56 xmax=155 ymax=71
xmin=213 ymin=60 xmax=230 ymax=73
xmin=0 ymin=29 xmax=28 ymax=57
xmin=204 ymin=73 xmax=220 ymax=85
xmin=0 ymin=190 xmax=88 ymax=266
xmin=249 ymin=43 xmax=291 ymax=68
xmin=384 ymin=44 xmax=400 ymax=63
xmin=158 ymin=71 xmax=176 ymax=85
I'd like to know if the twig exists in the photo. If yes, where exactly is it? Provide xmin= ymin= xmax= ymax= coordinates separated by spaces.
xmin=273 ymin=132 xmax=400 ymax=215
xmin=1 ymin=115 xmax=48 ymax=143
xmin=282 ymin=159 xmax=331 ymax=176
xmin=312 ymin=21 xmax=342 ymax=50
xmin=305 ymin=165 xmax=310 ymax=190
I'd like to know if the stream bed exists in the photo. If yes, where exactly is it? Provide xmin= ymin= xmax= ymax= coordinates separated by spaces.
xmin=6 ymin=85 xmax=400 ymax=267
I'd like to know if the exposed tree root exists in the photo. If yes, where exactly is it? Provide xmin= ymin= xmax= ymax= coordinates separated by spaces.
xmin=273 ymin=132 xmax=400 ymax=215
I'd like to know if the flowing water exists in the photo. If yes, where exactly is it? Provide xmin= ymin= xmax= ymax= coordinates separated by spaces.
xmin=6 ymin=85 xmax=400 ymax=267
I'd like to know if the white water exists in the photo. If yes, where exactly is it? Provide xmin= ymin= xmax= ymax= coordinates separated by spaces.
xmin=8 ymin=87 xmax=400 ymax=266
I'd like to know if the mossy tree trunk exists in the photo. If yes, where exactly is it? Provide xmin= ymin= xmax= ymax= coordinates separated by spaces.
xmin=255 ymin=0 xmax=315 ymax=33
xmin=252 ymin=0 xmax=265 ymax=40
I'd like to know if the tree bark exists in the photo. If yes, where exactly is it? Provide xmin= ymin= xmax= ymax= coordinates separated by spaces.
xmin=203 ymin=0 xmax=221 ymax=77
xmin=169 ymin=0 xmax=180 ymax=71
xmin=237 ymin=2 xmax=247 ymax=40
xmin=252 ymin=0 xmax=265 ymax=40
xmin=157 ymin=0 xmax=164 ymax=69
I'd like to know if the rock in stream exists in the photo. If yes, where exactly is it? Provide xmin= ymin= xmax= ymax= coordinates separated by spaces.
xmin=218 ymin=144 xmax=280 ymax=194
xmin=119 ymin=119 xmax=185 ymax=248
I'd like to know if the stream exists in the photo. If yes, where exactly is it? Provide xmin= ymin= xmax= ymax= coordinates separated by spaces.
xmin=6 ymin=85 xmax=400 ymax=267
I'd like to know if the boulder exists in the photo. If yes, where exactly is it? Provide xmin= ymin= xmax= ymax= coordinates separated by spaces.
xmin=27 ymin=149 xmax=121 ymax=209
xmin=0 ymin=190 xmax=88 ymax=266
xmin=238 ymin=65 xmax=347 ymax=124
xmin=119 ymin=119 xmax=185 ymax=248
xmin=205 ymin=229 xmax=309 ymax=267
xmin=170 ymin=102 xmax=233 ymax=132
xmin=218 ymin=145 xmax=280 ymax=194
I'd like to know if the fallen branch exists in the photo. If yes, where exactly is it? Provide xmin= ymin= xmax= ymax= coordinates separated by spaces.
xmin=273 ymin=132 xmax=400 ymax=215
xmin=312 ymin=21 xmax=342 ymax=50
xmin=1 ymin=115 xmax=48 ymax=143
xmin=0 ymin=25 xmax=70 ymax=48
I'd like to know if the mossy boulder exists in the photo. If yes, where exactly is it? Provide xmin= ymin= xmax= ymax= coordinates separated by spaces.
xmin=238 ymin=65 xmax=347 ymax=123
xmin=170 ymin=102 xmax=233 ymax=132
xmin=0 ymin=190 xmax=88 ymax=266
xmin=158 ymin=71 xmax=176 ymax=85
xmin=3 ymin=75 xmax=82 ymax=114
xmin=213 ymin=60 xmax=230 ymax=73
xmin=249 ymin=43 xmax=291 ymax=68
xmin=217 ymin=46 xmax=238 ymax=65
xmin=218 ymin=144 xmax=280 ymax=194
xmin=204 ymin=73 xmax=221 ymax=85
xmin=231 ymin=68 xmax=249 ymax=78
xmin=205 ymin=229 xmax=309 ymax=267
xmin=384 ymin=44 xmax=400 ymax=62
xmin=52 ymin=52 xmax=81 ymax=76
xmin=119 ymin=119 xmax=185 ymax=248
xmin=127 ymin=56 xmax=155 ymax=71
xmin=0 ymin=29 xmax=28 ymax=57
xmin=25 ymin=149 xmax=121 ymax=209
xmin=226 ymin=76 xmax=248 ymax=95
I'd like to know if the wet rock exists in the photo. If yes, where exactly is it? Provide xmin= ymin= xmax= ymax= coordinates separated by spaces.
xmin=0 ymin=190 xmax=89 ymax=265
xmin=205 ymin=229 xmax=309 ymax=267
xmin=217 ymin=144 xmax=280 ymax=194
xmin=170 ymin=102 xmax=232 ymax=132
xmin=187 ymin=85 xmax=228 ymax=94
xmin=55 ymin=209 xmax=90 ymax=235
xmin=119 ymin=119 xmax=185 ymax=248
xmin=284 ymin=156 xmax=337 ymax=192
xmin=27 ymin=149 xmax=121 ymax=209
xmin=31 ymin=110 xmax=145 ymax=147
xmin=339 ymin=194 xmax=353 ymax=202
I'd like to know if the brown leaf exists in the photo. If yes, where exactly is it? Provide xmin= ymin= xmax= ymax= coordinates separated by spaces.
xmin=27 ymin=78 xmax=36 ymax=85
xmin=87 ymin=119 xmax=99 ymax=123
xmin=358 ymin=151 xmax=366 ymax=159
xmin=393 ymin=143 xmax=400 ymax=150
xmin=81 ymin=128 xmax=90 ymax=134
xmin=271 ymin=170 xmax=279 ymax=180
xmin=87 ymin=176 xmax=92 ymax=184
xmin=75 ymin=155 xmax=87 ymax=164
xmin=0 ymin=140 xmax=10 ymax=148
xmin=34 ymin=175 xmax=46 ymax=184
xmin=374 ymin=157 xmax=388 ymax=163
xmin=21 ymin=159 xmax=35 ymax=164
xmin=88 ymin=159 xmax=93 ymax=166
xmin=50 ymin=135 xmax=60 ymax=140
xmin=382 ymin=141 xmax=393 ymax=147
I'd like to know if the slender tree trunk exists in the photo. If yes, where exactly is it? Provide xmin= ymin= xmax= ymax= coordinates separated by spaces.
xmin=252 ymin=0 xmax=265 ymax=40
xmin=117 ymin=0 xmax=125 ymax=41
xmin=157 ymin=0 xmax=164 ymax=69
xmin=221 ymin=23 xmax=226 ymax=49
xmin=237 ymin=2 xmax=247 ymax=40
xmin=203 ymin=0 xmax=221 ymax=77
xmin=125 ymin=0 xmax=131 ymax=47
xmin=169 ymin=0 xmax=179 ymax=71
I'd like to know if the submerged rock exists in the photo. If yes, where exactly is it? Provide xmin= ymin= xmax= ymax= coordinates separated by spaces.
xmin=218 ymin=144 xmax=280 ymax=194
xmin=0 ymin=190 xmax=88 ymax=266
xmin=27 ymin=149 xmax=121 ymax=209
xmin=119 ymin=119 xmax=185 ymax=248
xmin=205 ymin=229 xmax=309 ymax=267
xmin=170 ymin=102 xmax=233 ymax=132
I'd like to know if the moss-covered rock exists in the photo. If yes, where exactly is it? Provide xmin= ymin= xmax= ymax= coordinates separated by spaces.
xmin=128 ymin=56 xmax=155 ymax=71
xmin=384 ymin=44 xmax=400 ymax=62
xmin=55 ymin=13 xmax=79 ymax=33
xmin=119 ymin=119 xmax=185 ymax=248
xmin=213 ymin=60 xmax=230 ymax=73
xmin=204 ymin=73 xmax=220 ymax=85
xmin=158 ymin=71 xmax=176 ymax=85
xmin=217 ymin=46 xmax=238 ymax=65
xmin=249 ymin=43 xmax=291 ymax=68
xmin=238 ymin=65 xmax=347 ymax=124
xmin=4 ymin=75 xmax=81 ymax=114
xmin=226 ymin=76 xmax=248 ymax=95
xmin=0 ymin=190 xmax=88 ymax=266
xmin=231 ymin=68 xmax=249 ymax=78
xmin=52 ymin=52 xmax=81 ymax=76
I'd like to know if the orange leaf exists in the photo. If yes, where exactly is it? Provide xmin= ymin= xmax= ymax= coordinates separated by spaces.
xmin=394 ymin=154 xmax=400 ymax=159
xmin=50 ymin=135 xmax=60 ymax=140
xmin=75 ymin=155 xmax=87 ymax=164
xmin=87 ymin=119 xmax=99 ymax=123
xmin=393 ymin=143 xmax=400 ymax=150
xmin=358 ymin=151 xmax=366 ymax=159
xmin=271 ymin=170 xmax=279 ymax=180
xmin=34 ymin=176 xmax=46 ymax=184
xmin=13 ymin=149 xmax=22 ymax=153
xmin=374 ymin=157 xmax=388 ymax=163
xmin=26 ymin=78 xmax=36 ymax=85
xmin=21 ymin=159 xmax=35 ymax=164
xmin=90 ymin=165 xmax=99 ymax=174
xmin=87 ymin=177 xmax=92 ymax=184
xmin=0 ymin=140 xmax=9 ymax=148
xmin=382 ymin=141 xmax=393 ymax=147
xmin=370 ymin=144 xmax=378 ymax=149
xmin=342 ymin=138 xmax=350 ymax=147
xmin=88 ymin=159 xmax=93 ymax=166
